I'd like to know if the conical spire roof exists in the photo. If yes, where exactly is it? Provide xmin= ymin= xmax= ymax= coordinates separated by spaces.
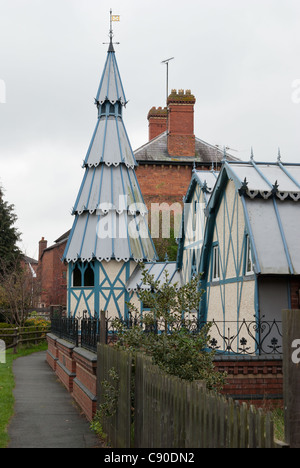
xmin=96 ymin=50 xmax=127 ymax=106
xmin=63 ymin=35 xmax=157 ymax=265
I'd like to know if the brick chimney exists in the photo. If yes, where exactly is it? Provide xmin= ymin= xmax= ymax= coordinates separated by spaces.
xmin=147 ymin=107 xmax=168 ymax=141
xmin=38 ymin=237 xmax=48 ymax=261
xmin=167 ymin=89 xmax=196 ymax=157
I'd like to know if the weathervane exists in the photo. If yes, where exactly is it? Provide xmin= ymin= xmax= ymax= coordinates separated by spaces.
xmin=103 ymin=9 xmax=120 ymax=49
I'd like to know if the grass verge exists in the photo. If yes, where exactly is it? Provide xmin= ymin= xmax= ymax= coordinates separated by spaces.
xmin=0 ymin=342 xmax=48 ymax=449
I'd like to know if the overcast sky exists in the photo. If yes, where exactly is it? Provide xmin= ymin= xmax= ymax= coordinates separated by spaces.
xmin=0 ymin=0 xmax=300 ymax=259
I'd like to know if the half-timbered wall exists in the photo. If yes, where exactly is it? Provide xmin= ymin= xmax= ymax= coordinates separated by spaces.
xmin=68 ymin=260 xmax=137 ymax=319
xmin=204 ymin=180 xmax=256 ymax=351
xmin=181 ymin=184 xmax=207 ymax=284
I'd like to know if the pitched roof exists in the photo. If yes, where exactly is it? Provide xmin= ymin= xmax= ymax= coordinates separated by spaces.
xmin=134 ymin=131 xmax=240 ymax=165
xmin=203 ymin=160 xmax=300 ymax=276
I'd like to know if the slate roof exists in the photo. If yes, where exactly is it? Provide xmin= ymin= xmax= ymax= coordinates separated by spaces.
xmin=134 ymin=132 xmax=240 ymax=165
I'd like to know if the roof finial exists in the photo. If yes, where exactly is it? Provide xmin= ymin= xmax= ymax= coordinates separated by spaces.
xmin=222 ymin=146 xmax=227 ymax=163
xmin=250 ymin=147 xmax=254 ymax=162
xmin=277 ymin=147 xmax=282 ymax=163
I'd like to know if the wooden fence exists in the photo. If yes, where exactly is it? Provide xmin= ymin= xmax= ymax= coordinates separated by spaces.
xmin=97 ymin=344 xmax=132 ymax=448
xmin=97 ymin=344 xmax=286 ymax=449
xmin=0 ymin=325 xmax=50 ymax=353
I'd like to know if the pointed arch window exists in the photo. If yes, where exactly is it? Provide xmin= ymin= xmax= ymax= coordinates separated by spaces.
xmin=84 ymin=264 xmax=95 ymax=287
xmin=72 ymin=262 xmax=95 ymax=288
xmin=73 ymin=264 xmax=82 ymax=287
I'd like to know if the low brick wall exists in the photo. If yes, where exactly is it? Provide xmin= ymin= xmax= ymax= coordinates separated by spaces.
xmin=215 ymin=356 xmax=283 ymax=408
xmin=73 ymin=348 xmax=97 ymax=422
xmin=46 ymin=333 xmax=58 ymax=371
xmin=56 ymin=339 xmax=76 ymax=393
xmin=46 ymin=334 xmax=97 ymax=422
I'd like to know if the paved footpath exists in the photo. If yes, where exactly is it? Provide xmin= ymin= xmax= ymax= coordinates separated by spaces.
xmin=8 ymin=351 xmax=102 ymax=448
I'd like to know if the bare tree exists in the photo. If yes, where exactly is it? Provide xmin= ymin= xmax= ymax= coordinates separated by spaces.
xmin=0 ymin=257 xmax=41 ymax=326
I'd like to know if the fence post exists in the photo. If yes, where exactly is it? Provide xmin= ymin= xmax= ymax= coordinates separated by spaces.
xmin=99 ymin=310 xmax=106 ymax=344
xmin=13 ymin=328 xmax=18 ymax=354
xmin=282 ymin=309 xmax=300 ymax=448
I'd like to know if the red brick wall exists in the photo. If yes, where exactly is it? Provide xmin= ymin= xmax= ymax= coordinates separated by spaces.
xmin=136 ymin=164 xmax=193 ymax=207
xmin=290 ymin=278 xmax=300 ymax=309
xmin=215 ymin=359 xmax=283 ymax=409
xmin=46 ymin=335 xmax=98 ymax=422
xmin=39 ymin=242 xmax=67 ymax=307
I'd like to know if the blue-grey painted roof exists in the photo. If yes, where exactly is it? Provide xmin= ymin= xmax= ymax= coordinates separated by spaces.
xmin=203 ymin=160 xmax=300 ymax=276
xmin=84 ymin=115 xmax=137 ymax=169
xmin=126 ymin=262 xmax=183 ymax=292
xmin=63 ymin=44 xmax=157 ymax=265
xmin=225 ymin=161 xmax=300 ymax=200
xmin=73 ymin=164 xmax=145 ymax=216
xmin=96 ymin=50 xmax=126 ymax=105
xmin=184 ymin=169 xmax=219 ymax=203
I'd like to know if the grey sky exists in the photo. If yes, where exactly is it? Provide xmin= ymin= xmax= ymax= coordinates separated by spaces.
xmin=0 ymin=0 xmax=299 ymax=259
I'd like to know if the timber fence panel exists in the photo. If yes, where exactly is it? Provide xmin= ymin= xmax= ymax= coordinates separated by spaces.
xmin=133 ymin=353 xmax=279 ymax=449
xmin=97 ymin=344 xmax=132 ymax=448
xmin=96 ymin=347 xmax=281 ymax=448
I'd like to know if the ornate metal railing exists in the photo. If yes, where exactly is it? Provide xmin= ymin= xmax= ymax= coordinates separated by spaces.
xmin=50 ymin=315 xmax=283 ymax=357
xmin=206 ymin=317 xmax=282 ymax=356
xmin=51 ymin=317 xmax=79 ymax=347
xmin=106 ymin=315 xmax=283 ymax=356
xmin=80 ymin=318 xmax=100 ymax=353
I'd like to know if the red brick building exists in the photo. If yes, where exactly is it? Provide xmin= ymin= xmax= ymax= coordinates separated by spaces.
xmin=135 ymin=89 xmax=238 ymax=207
xmin=37 ymin=231 xmax=69 ymax=308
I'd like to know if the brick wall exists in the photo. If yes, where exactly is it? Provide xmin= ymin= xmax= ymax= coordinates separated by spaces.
xmin=290 ymin=278 xmax=300 ymax=309
xmin=46 ymin=335 xmax=97 ymax=422
xmin=38 ymin=241 xmax=67 ymax=307
xmin=215 ymin=358 xmax=283 ymax=409
xmin=135 ymin=164 xmax=193 ymax=207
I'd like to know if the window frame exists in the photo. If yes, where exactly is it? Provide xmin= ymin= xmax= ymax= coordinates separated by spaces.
xmin=211 ymin=244 xmax=220 ymax=282
xmin=245 ymin=235 xmax=254 ymax=276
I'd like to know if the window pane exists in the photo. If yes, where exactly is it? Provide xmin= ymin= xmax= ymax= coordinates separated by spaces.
xmin=84 ymin=264 xmax=95 ymax=287
xmin=73 ymin=265 xmax=82 ymax=287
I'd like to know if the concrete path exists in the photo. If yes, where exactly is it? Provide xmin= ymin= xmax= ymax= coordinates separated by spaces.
xmin=7 ymin=351 xmax=102 ymax=448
